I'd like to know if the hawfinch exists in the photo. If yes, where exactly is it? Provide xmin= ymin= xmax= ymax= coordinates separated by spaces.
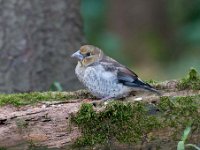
xmin=71 ymin=45 xmax=160 ymax=100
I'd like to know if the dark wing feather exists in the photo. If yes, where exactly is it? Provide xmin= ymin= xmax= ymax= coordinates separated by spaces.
xmin=100 ymin=56 xmax=160 ymax=95
xmin=117 ymin=68 xmax=160 ymax=95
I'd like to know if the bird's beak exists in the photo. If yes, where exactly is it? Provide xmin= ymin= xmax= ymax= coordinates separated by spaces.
xmin=71 ymin=50 xmax=84 ymax=60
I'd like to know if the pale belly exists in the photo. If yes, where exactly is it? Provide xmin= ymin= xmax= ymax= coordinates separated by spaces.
xmin=75 ymin=64 xmax=132 ymax=98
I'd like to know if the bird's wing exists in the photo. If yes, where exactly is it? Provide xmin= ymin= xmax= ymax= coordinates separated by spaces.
xmin=100 ymin=56 xmax=160 ymax=95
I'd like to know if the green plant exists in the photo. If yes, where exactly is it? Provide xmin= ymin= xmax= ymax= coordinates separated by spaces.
xmin=177 ymin=68 xmax=200 ymax=90
xmin=177 ymin=126 xmax=200 ymax=150
xmin=49 ymin=81 xmax=63 ymax=91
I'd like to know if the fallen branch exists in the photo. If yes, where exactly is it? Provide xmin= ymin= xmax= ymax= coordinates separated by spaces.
xmin=0 ymin=79 xmax=199 ymax=149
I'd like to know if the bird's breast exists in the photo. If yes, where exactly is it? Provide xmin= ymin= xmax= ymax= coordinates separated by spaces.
xmin=75 ymin=63 xmax=85 ymax=83
xmin=75 ymin=64 xmax=131 ymax=98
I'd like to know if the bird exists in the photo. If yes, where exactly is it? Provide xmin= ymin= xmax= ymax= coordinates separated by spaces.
xmin=71 ymin=45 xmax=160 ymax=100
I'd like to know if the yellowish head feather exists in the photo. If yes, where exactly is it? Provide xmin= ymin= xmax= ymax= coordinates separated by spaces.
xmin=79 ymin=45 xmax=103 ymax=66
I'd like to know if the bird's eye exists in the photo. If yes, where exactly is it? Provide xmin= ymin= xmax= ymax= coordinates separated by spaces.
xmin=86 ymin=52 xmax=91 ymax=57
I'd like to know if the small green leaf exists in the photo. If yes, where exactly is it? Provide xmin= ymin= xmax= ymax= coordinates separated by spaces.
xmin=177 ymin=141 xmax=185 ymax=150
xmin=181 ymin=126 xmax=191 ymax=142
xmin=49 ymin=81 xmax=63 ymax=91
xmin=186 ymin=144 xmax=200 ymax=150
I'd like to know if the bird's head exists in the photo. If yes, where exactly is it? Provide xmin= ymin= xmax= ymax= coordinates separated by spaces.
xmin=71 ymin=45 xmax=103 ymax=66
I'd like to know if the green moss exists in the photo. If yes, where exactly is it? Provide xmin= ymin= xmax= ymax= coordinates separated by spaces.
xmin=177 ymin=68 xmax=200 ymax=90
xmin=71 ymin=102 xmax=161 ymax=147
xmin=159 ymin=95 xmax=200 ymax=137
xmin=71 ymin=95 xmax=200 ymax=147
xmin=146 ymin=79 xmax=159 ymax=85
xmin=0 ymin=90 xmax=92 ymax=107
xmin=146 ymin=79 xmax=164 ymax=90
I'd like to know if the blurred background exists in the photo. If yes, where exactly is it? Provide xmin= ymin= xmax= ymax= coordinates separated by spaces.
xmin=81 ymin=0 xmax=200 ymax=81
xmin=0 ymin=0 xmax=200 ymax=93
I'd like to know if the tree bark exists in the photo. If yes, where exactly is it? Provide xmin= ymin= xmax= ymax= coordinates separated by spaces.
xmin=0 ymin=101 xmax=82 ymax=149
xmin=0 ymin=0 xmax=84 ymax=93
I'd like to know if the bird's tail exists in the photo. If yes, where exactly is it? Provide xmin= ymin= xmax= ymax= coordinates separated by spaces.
xmin=142 ymin=85 xmax=161 ymax=96
xmin=125 ymin=78 xmax=161 ymax=96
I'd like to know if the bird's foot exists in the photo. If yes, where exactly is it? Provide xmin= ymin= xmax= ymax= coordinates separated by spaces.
xmin=91 ymin=96 xmax=114 ymax=106
xmin=81 ymin=97 xmax=114 ymax=107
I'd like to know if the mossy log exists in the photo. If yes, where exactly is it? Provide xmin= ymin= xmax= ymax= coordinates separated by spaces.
xmin=0 ymin=69 xmax=200 ymax=149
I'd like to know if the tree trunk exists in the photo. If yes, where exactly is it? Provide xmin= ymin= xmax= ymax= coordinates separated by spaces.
xmin=0 ymin=0 xmax=84 ymax=93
